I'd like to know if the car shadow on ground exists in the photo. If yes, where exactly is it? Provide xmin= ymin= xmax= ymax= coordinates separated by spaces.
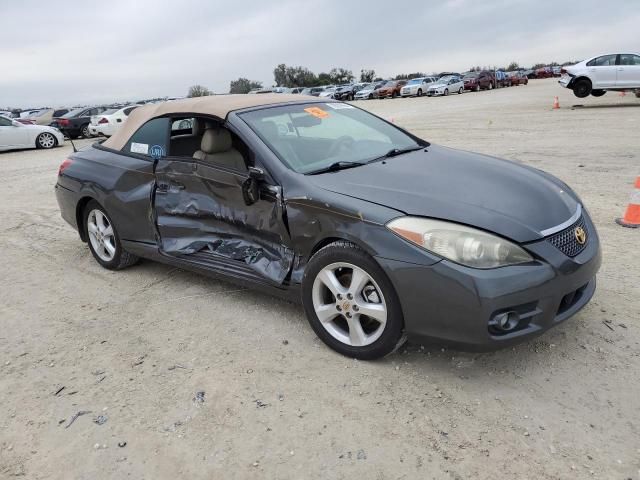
xmin=571 ymin=103 xmax=640 ymax=110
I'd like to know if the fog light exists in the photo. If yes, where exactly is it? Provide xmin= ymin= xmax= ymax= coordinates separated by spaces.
xmin=494 ymin=311 xmax=520 ymax=332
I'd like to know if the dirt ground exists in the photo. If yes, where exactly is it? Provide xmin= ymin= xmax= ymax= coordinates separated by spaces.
xmin=1 ymin=79 xmax=639 ymax=480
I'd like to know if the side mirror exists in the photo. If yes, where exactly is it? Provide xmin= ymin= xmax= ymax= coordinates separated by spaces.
xmin=248 ymin=166 xmax=265 ymax=181
xmin=242 ymin=166 xmax=264 ymax=206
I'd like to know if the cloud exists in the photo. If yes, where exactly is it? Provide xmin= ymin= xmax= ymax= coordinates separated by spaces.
xmin=1 ymin=0 xmax=638 ymax=107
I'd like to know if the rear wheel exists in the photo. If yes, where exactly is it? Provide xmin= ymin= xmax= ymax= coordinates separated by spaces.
xmin=591 ymin=90 xmax=606 ymax=97
xmin=81 ymin=124 xmax=91 ymax=138
xmin=36 ymin=132 xmax=57 ymax=149
xmin=488 ymin=82 xmax=493 ymax=90
xmin=475 ymin=84 xmax=480 ymax=92
xmin=417 ymin=88 xmax=422 ymax=97
xmin=302 ymin=241 xmax=406 ymax=359
xmin=458 ymin=86 xmax=463 ymax=94
xmin=573 ymin=79 xmax=592 ymax=98
xmin=84 ymin=200 xmax=139 ymax=270
xmin=444 ymin=88 xmax=449 ymax=96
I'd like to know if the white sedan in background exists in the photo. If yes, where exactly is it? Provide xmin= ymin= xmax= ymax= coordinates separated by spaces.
xmin=89 ymin=105 xmax=139 ymax=137
xmin=427 ymin=76 xmax=465 ymax=96
xmin=400 ymin=77 xmax=438 ymax=97
xmin=0 ymin=115 xmax=64 ymax=151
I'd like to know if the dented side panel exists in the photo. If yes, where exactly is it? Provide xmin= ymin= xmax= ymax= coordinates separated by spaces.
xmin=153 ymin=159 xmax=293 ymax=284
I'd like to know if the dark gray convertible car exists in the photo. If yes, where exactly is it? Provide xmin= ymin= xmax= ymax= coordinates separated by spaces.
xmin=55 ymin=94 xmax=601 ymax=359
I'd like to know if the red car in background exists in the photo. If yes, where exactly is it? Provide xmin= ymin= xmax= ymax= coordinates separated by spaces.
xmin=463 ymin=71 xmax=495 ymax=91
xmin=375 ymin=80 xmax=408 ymax=98
xmin=508 ymin=71 xmax=529 ymax=86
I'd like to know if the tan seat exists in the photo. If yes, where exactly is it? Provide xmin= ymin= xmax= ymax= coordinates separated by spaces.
xmin=170 ymin=118 xmax=207 ymax=156
xmin=193 ymin=128 xmax=246 ymax=171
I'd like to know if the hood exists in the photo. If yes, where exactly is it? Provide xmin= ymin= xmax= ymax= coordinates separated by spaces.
xmin=307 ymin=145 xmax=579 ymax=243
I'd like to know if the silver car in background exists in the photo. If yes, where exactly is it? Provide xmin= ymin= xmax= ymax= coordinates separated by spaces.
xmin=427 ymin=76 xmax=465 ymax=96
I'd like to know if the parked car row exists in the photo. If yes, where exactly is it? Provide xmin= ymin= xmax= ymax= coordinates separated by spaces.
xmin=293 ymin=70 xmax=531 ymax=102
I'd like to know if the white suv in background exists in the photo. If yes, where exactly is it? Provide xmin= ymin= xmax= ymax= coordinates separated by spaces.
xmin=559 ymin=53 xmax=640 ymax=98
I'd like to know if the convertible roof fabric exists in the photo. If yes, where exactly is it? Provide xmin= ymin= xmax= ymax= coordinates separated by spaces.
xmin=103 ymin=93 xmax=305 ymax=151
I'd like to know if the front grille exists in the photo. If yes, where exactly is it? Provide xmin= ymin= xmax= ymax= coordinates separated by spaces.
xmin=547 ymin=215 xmax=588 ymax=257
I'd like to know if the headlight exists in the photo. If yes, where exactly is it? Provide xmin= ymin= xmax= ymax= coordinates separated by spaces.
xmin=387 ymin=217 xmax=533 ymax=269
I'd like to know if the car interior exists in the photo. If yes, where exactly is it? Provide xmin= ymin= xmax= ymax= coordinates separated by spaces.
xmin=169 ymin=117 xmax=250 ymax=171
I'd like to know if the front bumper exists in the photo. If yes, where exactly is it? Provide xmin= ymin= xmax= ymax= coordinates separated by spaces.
xmin=376 ymin=214 xmax=601 ymax=350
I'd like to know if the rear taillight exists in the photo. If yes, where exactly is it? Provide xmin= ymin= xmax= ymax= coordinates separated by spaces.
xmin=58 ymin=118 xmax=70 ymax=126
xmin=58 ymin=158 xmax=72 ymax=176
xmin=98 ymin=117 xmax=109 ymax=124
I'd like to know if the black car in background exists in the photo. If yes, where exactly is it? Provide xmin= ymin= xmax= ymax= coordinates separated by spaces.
xmin=333 ymin=83 xmax=367 ymax=101
xmin=52 ymin=106 xmax=109 ymax=138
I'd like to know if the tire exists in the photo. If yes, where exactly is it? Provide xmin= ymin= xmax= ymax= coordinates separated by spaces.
xmin=83 ymin=200 xmax=139 ymax=270
xmin=444 ymin=88 xmax=449 ymax=96
xmin=591 ymin=90 xmax=606 ymax=97
xmin=458 ymin=87 xmax=463 ymax=94
xmin=391 ymin=91 xmax=397 ymax=98
xmin=417 ymin=89 xmax=422 ymax=97
xmin=368 ymin=94 xmax=373 ymax=99
xmin=81 ymin=124 xmax=91 ymax=139
xmin=348 ymin=94 xmax=354 ymax=101
xmin=573 ymin=79 xmax=592 ymax=98
xmin=36 ymin=132 xmax=57 ymax=149
xmin=475 ymin=84 xmax=480 ymax=92
xmin=302 ymin=241 xmax=406 ymax=360
xmin=488 ymin=82 xmax=493 ymax=90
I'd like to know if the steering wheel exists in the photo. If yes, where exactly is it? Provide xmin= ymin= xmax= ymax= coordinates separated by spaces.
xmin=327 ymin=135 xmax=355 ymax=159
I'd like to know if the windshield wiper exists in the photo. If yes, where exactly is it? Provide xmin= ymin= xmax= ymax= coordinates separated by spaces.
xmin=384 ymin=145 xmax=424 ymax=158
xmin=367 ymin=145 xmax=425 ymax=163
xmin=306 ymin=161 xmax=366 ymax=175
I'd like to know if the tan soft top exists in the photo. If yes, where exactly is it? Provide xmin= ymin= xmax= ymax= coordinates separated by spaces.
xmin=103 ymin=93 xmax=307 ymax=151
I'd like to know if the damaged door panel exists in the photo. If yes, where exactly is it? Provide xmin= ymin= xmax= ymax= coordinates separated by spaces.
xmin=153 ymin=158 xmax=294 ymax=285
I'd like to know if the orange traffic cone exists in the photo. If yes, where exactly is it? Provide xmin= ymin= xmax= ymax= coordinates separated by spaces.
xmin=615 ymin=176 xmax=640 ymax=228
xmin=553 ymin=96 xmax=560 ymax=109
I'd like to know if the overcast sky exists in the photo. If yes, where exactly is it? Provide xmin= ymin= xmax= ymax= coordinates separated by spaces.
xmin=2 ymin=0 xmax=638 ymax=108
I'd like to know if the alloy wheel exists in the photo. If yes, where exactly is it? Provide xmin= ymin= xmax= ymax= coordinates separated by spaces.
xmin=38 ymin=133 xmax=56 ymax=148
xmin=87 ymin=209 xmax=116 ymax=262
xmin=311 ymin=262 xmax=387 ymax=347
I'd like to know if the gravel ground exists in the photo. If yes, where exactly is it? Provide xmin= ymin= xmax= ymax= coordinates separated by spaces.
xmin=1 ymin=79 xmax=639 ymax=479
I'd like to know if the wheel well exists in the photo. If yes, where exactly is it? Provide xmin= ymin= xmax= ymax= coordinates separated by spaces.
xmin=76 ymin=196 xmax=94 ymax=242
xmin=309 ymin=236 xmax=375 ymax=259
xmin=572 ymin=76 xmax=592 ymax=87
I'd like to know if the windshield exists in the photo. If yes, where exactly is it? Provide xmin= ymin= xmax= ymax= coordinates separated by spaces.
xmin=438 ymin=76 xmax=453 ymax=83
xmin=62 ymin=108 xmax=85 ymax=118
xmin=463 ymin=73 xmax=478 ymax=79
xmin=407 ymin=78 xmax=424 ymax=85
xmin=240 ymin=103 xmax=422 ymax=174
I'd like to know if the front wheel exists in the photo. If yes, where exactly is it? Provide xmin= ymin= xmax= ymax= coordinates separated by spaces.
xmin=84 ymin=200 xmax=139 ymax=270
xmin=417 ymin=89 xmax=422 ymax=97
xmin=458 ymin=86 xmax=463 ymax=94
xmin=302 ymin=241 xmax=406 ymax=360
xmin=81 ymin=124 xmax=91 ymax=139
xmin=444 ymin=88 xmax=449 ymax=96
xmin=573 ymin=79 xmax=591 ymax=98
xmin=36 ymin=132 xmax=57 ymax=149
xmin=488 ymin=82 xmax=493 ymax=90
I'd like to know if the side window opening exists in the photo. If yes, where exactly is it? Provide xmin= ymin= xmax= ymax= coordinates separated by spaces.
xmin=169 ymin=116 xmax=250 ymax=172
xmin=123 ymin=117 xmax=169 ymax=158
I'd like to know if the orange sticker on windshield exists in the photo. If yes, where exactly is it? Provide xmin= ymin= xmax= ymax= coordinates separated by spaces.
xmin=304 ymin=107 xmax=329 ymax=119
